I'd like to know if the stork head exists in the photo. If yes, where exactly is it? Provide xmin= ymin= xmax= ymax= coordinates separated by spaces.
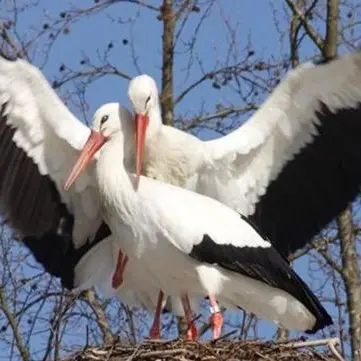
xmin=128 ymin=74 xmax=161 ymax=178
xmin=91 ymin=103 xmax=134 ymax=138
xmin=128 ymin=74 xmax=159 ymax=116
xmin=64 ymin=103 xmax=134 ymax=190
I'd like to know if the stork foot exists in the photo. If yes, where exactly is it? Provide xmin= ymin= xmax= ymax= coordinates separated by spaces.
xmin=148 ymin=290 xmax=164 ymax=339
xmin=186 ymin=322 xmax=198 ymax=340
xmin=209 ymin=312 xmax=223 ymax=339
xmin=148 ymin=325 xmax=161 ymax=339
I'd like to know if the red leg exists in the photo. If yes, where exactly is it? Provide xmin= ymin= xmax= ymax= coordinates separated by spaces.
xmin=149 ymin=290 xmax=164 ymax=339
xmin=181 ymin=294 xmax=198 ymax=340
xmin=208 ymin=295 xmax=223 ymax=339
xmin=112 ymin=250 xmax=128 ymax=289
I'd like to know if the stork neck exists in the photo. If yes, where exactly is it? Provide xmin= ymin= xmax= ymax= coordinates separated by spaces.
xmin=147 ymin=103 xmax=162 ymax=139
xmin=95 ymin=135 xmax=139 ymax=229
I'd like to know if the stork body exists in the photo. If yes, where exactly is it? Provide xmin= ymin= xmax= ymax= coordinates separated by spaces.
xmin=65 ymin=103 xmax=333 ymax=335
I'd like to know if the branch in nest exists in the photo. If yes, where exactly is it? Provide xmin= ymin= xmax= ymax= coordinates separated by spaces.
xmin=283 ymin=337 xmax=344 ymax=361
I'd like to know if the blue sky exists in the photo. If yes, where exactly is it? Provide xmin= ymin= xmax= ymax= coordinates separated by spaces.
xmin=14 ymin=1 xmax=297 ymax=122
xmin=0 ymin=0 xmax=346 ymax=359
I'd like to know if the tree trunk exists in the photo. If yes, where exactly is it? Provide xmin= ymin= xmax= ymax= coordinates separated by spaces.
xmin=160 ymin=0 xmax=175 ymax=126
xmin=337 ymin=206 xmax=361 ymax=361
xmin=324 ymin=0 xmax=338 ymax=60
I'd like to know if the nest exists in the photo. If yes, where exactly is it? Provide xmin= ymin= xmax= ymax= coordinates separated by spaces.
xmin=65 ymin=337 xmax=344 ymax=361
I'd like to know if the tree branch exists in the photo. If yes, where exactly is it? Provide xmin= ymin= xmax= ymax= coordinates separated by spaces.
xmin=337 ymin=205 xmax=361 ymax=361
xmin=83 ymin=289 xmax=114 ymax=345
xmin=160 ymin=0 xmax=175 ymax=126
xmin=285 ymin=0 xmax=324 ymax=54
xmin=0 ymin=286 xmax=30 ymax=361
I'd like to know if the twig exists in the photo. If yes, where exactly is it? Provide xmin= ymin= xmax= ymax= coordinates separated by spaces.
xmin=328 ymin=340 xmax=346 ymax=361
xmin=0 ymin=26 xmax=24 ymax=59
xmin=144 ymin=338 xmax=175 ymax=344
xmin=284 ymin=337 xmax=339 ymax=348
xmin=138 ymin=348 xmax=191 ymax=358
xmin=87 ymin=349 xmax=108 ymax=356
xmin=194 ymin=340 xmax=223 ymax=361
xmin=210 ymin=329 xmax=238 ymax=343
xmin=254 ymin=351 xmax=276 ymax=361
xmin=285 ymin=0 xmax=324 ymax=54
xmin=126 ymin=343 xmax=143 ymax=361
xmin=284 ymin=337 xmax=345 ymax=361
xmin=82 ymin=289 xmax=114 ymax=345
xmin=0 ymin=286 xmax=31 ymax=361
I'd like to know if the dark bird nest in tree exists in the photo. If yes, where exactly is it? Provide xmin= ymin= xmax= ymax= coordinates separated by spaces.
xmin=64 ymin=337 xmax=344 ymax=361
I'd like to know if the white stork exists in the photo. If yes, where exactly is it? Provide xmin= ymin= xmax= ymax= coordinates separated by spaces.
xmin=0 ymin=54 xmax=197 ymax=339
xmin=128 ymin=52 xmax=361 ymax=260
xmin=64 ymin=102 xmax=333 ymax=338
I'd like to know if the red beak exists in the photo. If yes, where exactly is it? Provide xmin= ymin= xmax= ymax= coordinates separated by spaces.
xmin=64 ymin=130 xmax=107 ymax=191
xmin=135 ymin=113 xmax=149 ymax=179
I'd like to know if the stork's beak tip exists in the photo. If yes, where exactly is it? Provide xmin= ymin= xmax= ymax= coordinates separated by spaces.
xmin=64 ymin=130 xmax=106 ymax=191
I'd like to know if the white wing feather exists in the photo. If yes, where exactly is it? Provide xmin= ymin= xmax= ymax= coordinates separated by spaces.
xmin=201 ymin=52 xmax=361 ymax=215
xmin=0 ymin=56 xmax=101 ymax=246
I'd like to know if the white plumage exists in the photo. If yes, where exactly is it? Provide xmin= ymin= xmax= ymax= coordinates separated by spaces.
xmin=74 ymin=236 xmax=200 ymax=319
xmin=65 ymin=103 xmax=332 ymax=335
xmin=0 ymin=55 xmax=98 ymax=246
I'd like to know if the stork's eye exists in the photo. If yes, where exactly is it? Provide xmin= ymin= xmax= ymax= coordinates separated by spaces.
xmin=145 ymin=96 xmax=151 ymax=106
xmin=100 ymin=115 xmax=109 ymax=125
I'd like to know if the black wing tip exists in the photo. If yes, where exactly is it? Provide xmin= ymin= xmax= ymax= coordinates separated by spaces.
xmin=275 ymin=254 xmax=334 ymax=334
xmin=306 ymin=312 xmax=333 ymax=334
xmin=286 ymin=266 xmax=333 ymax=334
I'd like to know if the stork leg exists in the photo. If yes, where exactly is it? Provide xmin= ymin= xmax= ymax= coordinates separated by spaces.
xmin=181 ymin=294 xmax=198 ymax=340
xmin=112 ymin=250 xmax=129 ymax=288
xmin=149 ymin=290 xmax=164 ymax=339
xmin=208 ymin=295 xmax=223 ymax=339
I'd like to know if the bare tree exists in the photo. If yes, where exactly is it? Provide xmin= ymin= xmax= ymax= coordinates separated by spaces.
xmin=1 ymin=0 xmax=361 ymax=360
